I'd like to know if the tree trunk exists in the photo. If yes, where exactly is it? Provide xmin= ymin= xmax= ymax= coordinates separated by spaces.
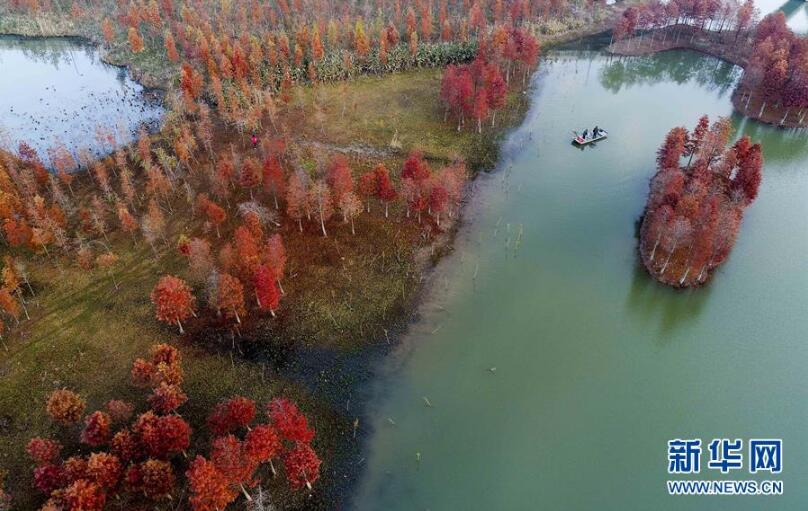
xmin=320 ymin=210 xmax=327 ymax=237
xmin=679 ymin=266 xmax=691 ymax=286
xmin=780 ymin=108 xmax=791 ymax=126
xmin=660 ymin=240 xmax=679 ymax=275
xmin=649 ymin=231 xmax=662 ymax=262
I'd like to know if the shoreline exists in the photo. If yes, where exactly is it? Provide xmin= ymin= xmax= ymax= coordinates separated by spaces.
xmin=329 ymin=26 xmax=627 ymax=510
xmin=606 ymin=24 xmax=808 ymax=129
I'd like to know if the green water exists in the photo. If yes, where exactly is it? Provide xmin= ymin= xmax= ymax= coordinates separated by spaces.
xmin=353 ymin=50 xmax=808 ymax=510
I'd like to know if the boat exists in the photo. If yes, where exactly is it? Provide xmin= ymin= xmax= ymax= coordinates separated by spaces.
xmin=572 ymin=129 xmax=608 ymax=145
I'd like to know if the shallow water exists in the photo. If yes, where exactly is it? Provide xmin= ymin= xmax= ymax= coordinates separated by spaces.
xmin=353 ymin=49 xmax=808 ymax=510
xmin=0 ymin=35 xmax=163 ymax=165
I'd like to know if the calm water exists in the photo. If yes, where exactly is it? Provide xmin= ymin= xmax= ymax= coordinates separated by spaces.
xmin=353 ymin=50 xmax=808 ymax=510
xmin=759 ymin=0 xmax=808 ymax=32
xmin=0 ymin=36 xmax=163 ymax=165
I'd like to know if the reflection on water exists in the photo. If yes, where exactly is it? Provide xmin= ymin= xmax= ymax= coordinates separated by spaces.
xmin=597 ymin=50 xmax=808 ymax=163
xmin=624 ymin=262 xmax=711 ymax=342
xmin=599 ymin=51 xmax=740 ymax=95
xmin=0 ymin=35 xmax=95 ymax=67
xmin=0 ymin=35 xmax=163 ymax=165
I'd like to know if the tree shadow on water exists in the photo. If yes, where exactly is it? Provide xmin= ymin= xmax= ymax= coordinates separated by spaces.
xmin=625 ymin=262 xmax=712 ymax=345
xmin=599 ymin=51 xmax=739 ymax=96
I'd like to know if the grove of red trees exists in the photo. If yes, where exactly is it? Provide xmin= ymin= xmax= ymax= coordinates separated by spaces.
xmin=639 ymin=115 xmax=763 ymax=287
xmin=440 ymin=27 xmax=537 ymax=131
xmin=612 ymin=0 xmax=758 ymax=45
xmin=25 ymin=344 xmax=320 ymax=511
xmin=737 ymin=12 xmax=808 ymax=124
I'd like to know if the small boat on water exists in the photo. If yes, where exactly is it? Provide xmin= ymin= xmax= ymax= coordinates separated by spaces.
xmin=572 ymin=129 xmax=608 ymax=145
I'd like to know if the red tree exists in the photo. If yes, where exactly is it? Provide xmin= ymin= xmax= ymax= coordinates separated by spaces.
xmin=217 ymin=273 xmax=246 ymax=324
xmin=46 ymin=389 xmax=86 ymax=425
xmin=283 ymin=442 xmax=322 ymax=490
xmin=326 ymin=155 xmax=354 ymax=203
xmin=208 ymin=396 xmax=257 ymax=436
xmin=86 ymin=452 xmax=122 ymax=489
xmin=151 ymin=275 xmax=196 ymax=333
xmin=186 ymin=456 xmax=238 ymax=511
xmin=26 ymin=437 xmax=62 ymax=466
xmin=358 ymin=171 xmax=378 ymax=212
xmin=81 ymin=411 xmax=113 ymax=447
xmin=244 ymin=424 xmax=281 ymax=464
xmin=254 ymin=264 xmax=281 ymax=316
xmin=268 ymin=398 xmax=314 ymax=443
xmin=374 ymin=163 xmax=398 ymax=217
xmin=263 ymin=154 xmax=286 ymax=209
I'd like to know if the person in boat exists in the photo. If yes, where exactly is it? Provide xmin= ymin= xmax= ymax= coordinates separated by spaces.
xmin=582 ymin=129 xmax=589 ymax=140
xmin=592 ymin=126 xmax=600 ymax=138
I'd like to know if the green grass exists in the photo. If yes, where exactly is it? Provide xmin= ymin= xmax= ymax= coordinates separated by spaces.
xmin=290 ymin=68 xmax=529 ymax=171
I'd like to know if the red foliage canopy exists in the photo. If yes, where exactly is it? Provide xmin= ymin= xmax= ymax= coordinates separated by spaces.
xmin=151 ymin=275 xmax=196 ymax=332
xmin=267 ymin=398 xmax=315 ymax=443
xmin=207 ymin=396 xmax=258 ymax=436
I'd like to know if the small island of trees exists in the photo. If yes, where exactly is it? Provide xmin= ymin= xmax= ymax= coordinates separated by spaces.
xmin=639 ymin=115 xmax=762 ymax=288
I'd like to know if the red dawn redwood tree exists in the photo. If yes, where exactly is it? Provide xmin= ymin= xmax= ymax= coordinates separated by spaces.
xmin=263 ymin=234 xmax=287 ymax=294
xmin=374 ymin=163 xmax=397 ymax=217
xmin=429 ymin=184 xmax=450 ymax=226
xmin=46 ymin=389 xmax=86 ymax=425
xmin=486 ymin=65 xmax=507 ymax=127
xmin=283 ymin=442 xmax=321 ymax=490
xmin=339 ymin=191 xmax=363 ymax=234
xmin=187 ymin=456 xmax=238 ymax=511
xmin=240 ymin=157 xmax=262 ymax=199
xmin=286 ymin=171 xmax=308 ymax=232
xmin=208 ymin=396 xmax=257 ymax=436
xmin=263 ymin=154 xmax=285 ymax=209
xmin=81 ymin=411 xmax=113 ymax=447
xmin=267 ymin=398 xmax=315 ymax=443
xmin=217 ymin=273 xmax=246 ymax=324
xmin=473 ymin=87 xmax=489 ymax=133
xmin=151 ymin=275 xmax=196 ymax=333
xmin=326 ymin=155 xmax=354 ymax=204
xmin=358 ymin=170 xmax=377 ymax=212
xmin=27 ymin=438 xmax=62 ymax=466
xmin=254 ymin=264 xmax=280 ymax=316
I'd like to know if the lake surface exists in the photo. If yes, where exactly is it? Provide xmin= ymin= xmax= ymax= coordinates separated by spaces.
xmin=759 ymin=0 xmax=808 ymax=32
xmin=353 ymin=49 xmax=808 ymax=510
xmin=0 ymin=36 xmax=163 ymax=165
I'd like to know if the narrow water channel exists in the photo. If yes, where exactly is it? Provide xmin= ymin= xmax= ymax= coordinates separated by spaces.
xmin=0 ymin=35 xmax=163 ymax=164
xmin=353 ymin=49 xmax=808 ymax=510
